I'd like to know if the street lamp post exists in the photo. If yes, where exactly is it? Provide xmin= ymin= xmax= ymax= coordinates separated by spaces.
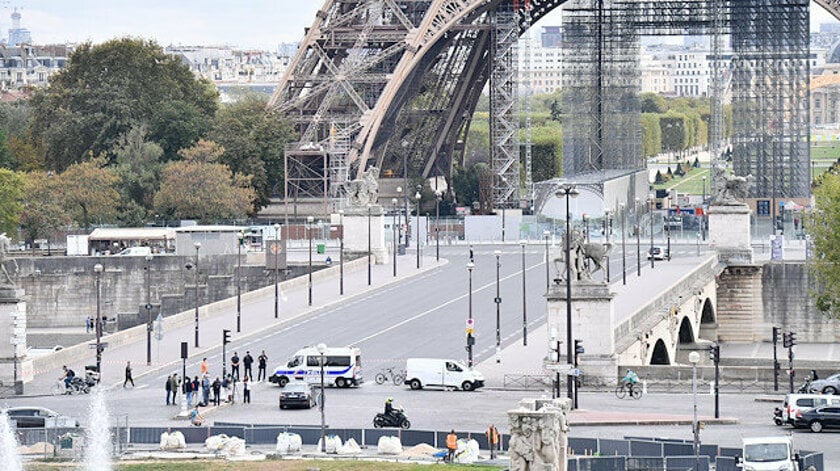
xmin=494 ymin=250 xmax=502 ymax=363
xmin=273 ymin=223 xmax=280 ymax=319
xmin=583 ymin=214 xmax=589 ymax=243
xmin=339 ymin=210 xmax=344 ymax=295
xmin=556 ymin=184 xmax=579 ymax=404
xmin=702 ymin=176 xmax=707 ymax=241
xmin=604 ymin=210 xmax=611 ymax=282
xmin=543 ymin=230 xmax=550 ymax=290
xmin=237 ymin=230 xmax=243 ymax=332
xmin=415 ymin=190 xmax=421 ymax=269
xmin=367 ymin=204 xmax=372 ymax=286
xmin=435 ymin=190 xmax=442 ymax=262
xmin=193 ymin=242 xmax=201 ymax=348
xmin=520 ymin=240 xmax=527 ymax=346
xmin=391 ymin=198 xmax=398 ymax=277
xmin=317 ymin=342 xmax=327 ymax=453
xmin=94 ymin=263 xmax=103 ymax=381
xmin=467 ymin=261 xmax=475 ymax=367
xmin=145 ymin=254 xmax=153 ymax=365
xmin=620 ymin=203 xmax=626 ymax=285
xmin=689 ymin=351 xmax=700 ymax=471
xmin=307 ymin=216 xmax=314 ymax=306
xmin=395 ymin=187 xmax=403 ymax=248
xmin=666 ymin=217 xmax=672 ymax=262
xmin=635 ymin=198 xmax=641 ymax=277
xmin=649 ymin=196 xmax=655 ymax=269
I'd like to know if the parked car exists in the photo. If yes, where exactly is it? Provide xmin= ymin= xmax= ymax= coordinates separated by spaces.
xmin=794 ymin=406 xmax=840 ymax=432
xmin=807 ymin=373 xmax=840 ymax=394
xmin=279 ymin=381 xmax=317 ymax=409
xmin=782 ymin=393 xmax=840 ymax=424
xmin=6 ymin=407 xmax=78 ymax=428
xmin=647 ymin=247 xmax=667 ymax=260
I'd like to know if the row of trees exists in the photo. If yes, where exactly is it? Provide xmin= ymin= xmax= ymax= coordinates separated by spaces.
xmin=0 ymin=38 xmax=294 ymax=240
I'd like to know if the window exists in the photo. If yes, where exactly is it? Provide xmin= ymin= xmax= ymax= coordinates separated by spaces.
xmin=446 ymin=362 xmax=463 ymax=372
xmin=287 ymin=356 xmax=303 ymax=368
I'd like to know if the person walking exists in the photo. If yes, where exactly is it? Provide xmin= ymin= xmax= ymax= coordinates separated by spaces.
xmin=222 ymin=374 xmax=231 ymax=403
xmin=123 ymin=361 xmax=134 ymax=388
xmin=165 ymin=374 xmax=172 ymax=405
xmin=191 ymin=376 xmax=200 ymax=406
xmin=485 ymin=424 xmax=499 ymax=460
xmin=446 ymin=429 xmax=458 ymax=463
xmin=185 ymin=376 xmax=194 ymax=406
xmin=242 ymin=377 xmax=251 ymax=404
xmin=230 ymin=352 xmax=240 ymax=380
xmin=257 ymin=351 xmax=268 ymax=382
xmin=200 ymin=357 xmax=208 ymax=376
xmin=85 ymin=317 xmax=92 ymax=334
xmin=243 ymin=351 xmax=254 ymax=380
xmin=211 ymin=377 xmax=221 ymax=406
xmin=169 ymin=374 xmax=180 ymax=405
xmin=201 ymin=375 xmax=210 ymax=406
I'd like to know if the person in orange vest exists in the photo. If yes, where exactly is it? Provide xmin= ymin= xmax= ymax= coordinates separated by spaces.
xmin=446 ymin=429 xmax=458 ymax=463
xmin=485 ymin=424 xmax=499 ymax=459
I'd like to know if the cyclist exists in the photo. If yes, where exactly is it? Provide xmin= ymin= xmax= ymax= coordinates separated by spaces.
xmin=61 ymin=366 xmax=76 ymax=390
xmin=621 ymin=369 xmax=638 ymax=388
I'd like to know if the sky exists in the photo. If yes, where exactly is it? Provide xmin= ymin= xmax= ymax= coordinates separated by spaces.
xmin=8 ymin=0 xmax=840 ymax=50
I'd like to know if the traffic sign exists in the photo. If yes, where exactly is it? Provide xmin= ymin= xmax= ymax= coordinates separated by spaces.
xmin=494 ymin=297 xmax=502 ymax=304
xmin=89 ymin=342 xmax=109 ymax=350
xmin=466 ymin=318 xmax=475 ymax=335
xmin=545 ymin=363 xmax=574 ymax=374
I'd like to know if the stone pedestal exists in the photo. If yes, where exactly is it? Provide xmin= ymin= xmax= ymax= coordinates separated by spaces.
xmin=508 ymin=397 xmax=571 ymax=471
xmin=546 ymin=281 xmax=617 ymax=386
xmin=0 ymin=285 xmax=31 ymax=391
xmin=343 ymin=205 xmax=387 ymax=264
xmin=708 ymin=204 xmax=753 ymax=264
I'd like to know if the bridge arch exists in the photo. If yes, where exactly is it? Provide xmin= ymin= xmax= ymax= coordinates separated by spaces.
xmin=678 ymin=316 xmax=695 ymax=344
xmin=650 ymin=339 xmax=670 ymax=365
xmin=700 ymin=298 xmax=715 ymax=324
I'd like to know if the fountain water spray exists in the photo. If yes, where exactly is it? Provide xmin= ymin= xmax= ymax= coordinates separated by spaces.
xmin=84 ymin=388 xmax=112 ymax=471
xmin=0 ymin=409 xmax=22 ymax=471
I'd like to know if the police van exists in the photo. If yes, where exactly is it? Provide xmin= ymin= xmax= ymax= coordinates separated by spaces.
xmin=269 ymin=346 xmax=363 ymax=388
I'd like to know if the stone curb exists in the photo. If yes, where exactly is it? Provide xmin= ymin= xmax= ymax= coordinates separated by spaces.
xmin=571 ymin=417 xmax=739 ymax=426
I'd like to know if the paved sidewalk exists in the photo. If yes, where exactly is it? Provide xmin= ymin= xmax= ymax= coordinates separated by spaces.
xmin=24 ymin=253 xmax=445 ymax=396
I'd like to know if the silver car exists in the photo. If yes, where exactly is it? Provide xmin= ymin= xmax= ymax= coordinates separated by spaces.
xmin=808 ymin=373 xmax=840 ymax=394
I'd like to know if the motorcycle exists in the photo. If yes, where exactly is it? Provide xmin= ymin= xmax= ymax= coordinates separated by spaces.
xmin=796 ymin=377 xmax=814 ymax=394
xmin=773 ymin=406 xmax=784 ymax=426
xmin=373 ymin=406 xmax=411 ymax=429
xmin=68 ymin=367 xmax=100 ymax=394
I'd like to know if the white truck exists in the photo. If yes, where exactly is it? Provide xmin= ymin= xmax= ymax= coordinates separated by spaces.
xmin=403 ymin=358 xmax=484 ymax=391
xmin=738 ymin=436 xmax=799 ymax=471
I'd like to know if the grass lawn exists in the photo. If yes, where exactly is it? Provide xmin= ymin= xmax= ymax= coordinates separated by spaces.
xmin=26 ymin=459 xmax=504 ymax=471
xmin=651 ymin=168 xmax=710 ymax=195
xmin=811 ymin=144 xmax=840 ymax=161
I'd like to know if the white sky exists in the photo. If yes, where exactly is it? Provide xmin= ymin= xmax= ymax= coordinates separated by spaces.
xmin=9 ymin=1 xmax=840 ymax=50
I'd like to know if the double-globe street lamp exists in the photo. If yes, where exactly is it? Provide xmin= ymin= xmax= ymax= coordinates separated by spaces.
xmin=367 ymin=203 xmax=372 ymax=286
xmin=649 ymin=195 xmax=655 ymax=269
xmin=435 ymin=190 xmax=442 ymax=262
xmin=620 ymin=203 xmax=627 ymax=285
xmin=94 ymin=263 xmax=103 ymax=381
xmin=556 ymin=184 xmax=579 ymax=404
xmin=144 ymin=254 xmax=153 ymax=366
xmin=494 ymin=250 xmax=502 ymax=363
xmin=339 ymin=210 xmax=345 ymax=295
xmin=392 ymin=198 xmax=399 ymax=277
xmin=543 ymin=230 xmax=550 ymax=290
xmin=520 ymin=240 xmax=527 ymax=346
xmin=236 ymin=230 xmax=244 ymax=332
xmin=415 ymin=189 xmax=421 ymax=269
xmin=192 ymin=242 xmax=201 ymax=348
xmin=466 ymin=261 xmax=475 ymax=367
xmin=307 ymin=216 xmax=314 ymax=306
xmin=635 ymin=197 xmax=641 ymax=277
xmin=274 ymin=223 xmax=280 ymax=319
xmin=702 ymin=175 xmax=707 ymax=241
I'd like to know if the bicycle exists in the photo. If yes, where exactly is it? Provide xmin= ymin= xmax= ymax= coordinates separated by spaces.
xmin=375 ymin=367 xmax=406 ymax=386
xmin=615 ymin=381 xmax=642 ymax=399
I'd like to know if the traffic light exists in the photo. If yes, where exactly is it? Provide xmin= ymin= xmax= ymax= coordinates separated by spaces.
xmin=709 ymin=344 xmax=720 ymax=364
xmin=223 ymin=329 xmax=231 ymax=345
xmin=772 ymin=326 xmax=780 ymax=345
xmin=574 ymin=340 xmax=585 ymax=356
xmin=787 ymin=331 xmax=797 ymax=347
xmin=782 ymin=332 xmax=792 ymax=348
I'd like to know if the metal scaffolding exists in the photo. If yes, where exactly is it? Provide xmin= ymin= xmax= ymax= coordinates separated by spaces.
xmin=490 ymin=3 xmax=521 ymax=209
xmin=520 ymin=1 xmax=535 ymax=210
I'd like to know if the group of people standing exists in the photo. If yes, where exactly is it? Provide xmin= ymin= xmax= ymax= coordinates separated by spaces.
xmin=164 ymin=350 xmax=269 ymax=408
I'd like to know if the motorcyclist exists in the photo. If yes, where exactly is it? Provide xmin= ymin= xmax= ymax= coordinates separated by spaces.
xmin=384 ymin=397 xmax=395 ymax=417
xmin=811 ymin=369 xmax=819 ymax=381
xmin=61 ymin=366 xmax=76 ymax=390
xmin=621 ymin=369 xmax=638 ymax=387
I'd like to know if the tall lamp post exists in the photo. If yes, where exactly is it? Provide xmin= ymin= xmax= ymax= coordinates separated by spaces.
xmin=582 ymin=214 xmax=590 ymax=243
xmin=556 ymin=184 xmax=579 ymax=404
xmin=273 ymin=223 xmax=280 ymax=319
xmin=307 ymin=216 xmax=314 ymax=306
xmin=144 ymin=254 xmax=153 ymax=366
xmin=237 ymin=230 xmax=244 ymax=332
xmin=415 ymin=190 xmax=422 ymax=269
xmin=701 ymin=176 xmax=707 ymax=241
xmin=689 ymin=351 xmax=700 ymax=471
xmin=635 ymin=197 xmax=641 ymax=277
xmin=367 ymin=204 xmax=372 ymax=286
xmin=494 ymin=250 xmax=502 ymax=363
xmin=520 ymin=240 xmax=527 ymax=346
xmin=391 ymin=198 xmax=398 ymax=277
xmin=543 ymin=230 xmax=550 ymax=290
xmin=435 ymin=190 xmax=442 ymax=262
xmin=94 ymin=263 xmax=103 ymax=381
xmin=649 ymin=195 xmax=655 ymax=269
xmin=620 ymin=203 xmax=626 ymax=285
xmin=467 ymin=261 xmax=475 ymax=367
xmin=317 ymin=342 xmax=327 ymax=452
xmin=604 ymin=210 xmax=612 ymax=282
xmin=339 ymin=210 xmax=345 ymax=295
xmin=193 ymin=242 xmax=201 ymax=348
xmin=395 ymin=187 xmax=403 ymax=247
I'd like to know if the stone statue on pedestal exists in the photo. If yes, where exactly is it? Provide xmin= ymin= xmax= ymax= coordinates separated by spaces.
xmin=553 ymin=229 xmax=611 ymax=283
xmin=0 ymin=233 xmax=13 ymax=286
xmin=508 ymin=398 xmax=571 ymax=471
xmin=711 ymin=166 xmax=754 ymax=206
xmin=344 ymin=166 xmax=380 ymax=207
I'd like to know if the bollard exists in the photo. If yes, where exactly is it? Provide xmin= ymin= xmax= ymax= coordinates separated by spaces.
xmin=642 ymin=380 xmax=648 ymax=395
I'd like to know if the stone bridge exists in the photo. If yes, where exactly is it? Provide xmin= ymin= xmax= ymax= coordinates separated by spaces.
xmin=546 ymin=252 xmax=719 ymax=384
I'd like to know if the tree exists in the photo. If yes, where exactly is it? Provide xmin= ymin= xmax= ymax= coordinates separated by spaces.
xmin=153 ymin=140 xmax=256 ymax=221
xmin=640 ymin=93 xmax=667 ymax=113
xmin=807 ymin=172 xmax=840 ymax=316
xmin=0 ymin=168 xmax=23 ymax=235
xmin=29 ymin=38 xmax=218 ymax=170
xmin=112 ymin=126 xmax=164 ymax=210
xmin=58 ymin=157 xmax=121 ymax=228
xmin=19 ymin=172 xmax=70 ymax=249
xmin=530 ymin=123 xmax=563 ymax=181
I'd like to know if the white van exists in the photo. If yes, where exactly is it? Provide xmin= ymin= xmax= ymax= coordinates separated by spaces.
xmin=738 ymin=436 xmax=798 ymax=470
xmin=116 ymin=247 xmax=152 ymax=256
xmin=403 ymin=358 xmax=484 ymax=391
xmin=782 ymin=393 xmax=840 ymax=424
xmin=269 ymin=346 xmax=362 ymax=388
